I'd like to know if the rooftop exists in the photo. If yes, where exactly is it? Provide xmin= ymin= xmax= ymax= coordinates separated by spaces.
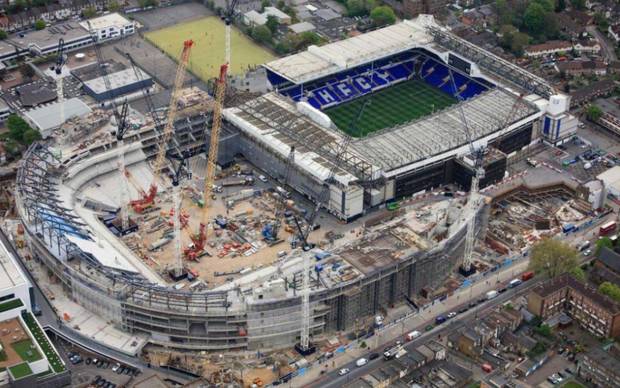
xmin=264 ymin=17 xmax=435 ymax=84
xmin=24 ymin=98 xmax=91 ymax=132
xmin=83 ymin=67 xmax=151 ymax=95
xmin=531 ymin=273 xmax=620 ymax=314
xmin=0 ymin=21 xmax=89 ymax=57
xmin=16 ymin=82 xmax=57 ymax=108
xmin=0 ymin=238 xmax=28 ymax=293
xmin=79 ymin=12 xmax=133 ymax=31
xmin=583 ymin=347 xmax=620 ymax=373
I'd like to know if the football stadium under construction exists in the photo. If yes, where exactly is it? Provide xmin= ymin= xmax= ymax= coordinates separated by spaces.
xmin=14 ymin=15 xmax=574 ymax=353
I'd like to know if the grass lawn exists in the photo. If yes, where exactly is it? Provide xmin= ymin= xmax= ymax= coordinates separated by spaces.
xmin=8 ymin=362 xmax=32 ymax=379
xmin=562 ymin=382 xmax=584 ymax=388
xmin=145 ymin=16 xmax=275 ymax=81
xmin=0 ymin=299 xmax=23 ymax=313
xmin=21 ymin=312 xmax=64 ymax=373
xmin=11 ymin=339 xmax=41 ymax=362
xmin=325 ymin=79 xmax=457 ymax=137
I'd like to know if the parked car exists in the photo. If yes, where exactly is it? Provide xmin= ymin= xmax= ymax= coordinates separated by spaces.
xmin=369 ymin=352 xmax=380 ymax=360
xmin=447 ymin=312 xmax=457 ymax=319
xmin=356 ymin=358 xmax=368 ymax=367
xmin=338 ymin=368 xmax=350 ymax=376
xmin=258 ymin=175 xmax=268 ymax=182
xmin=112 ymin=363 xmax=121 ymax=373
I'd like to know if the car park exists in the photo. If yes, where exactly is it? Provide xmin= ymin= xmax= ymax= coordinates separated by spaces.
xmin=338 ymin=368 xmax=350 ymax=376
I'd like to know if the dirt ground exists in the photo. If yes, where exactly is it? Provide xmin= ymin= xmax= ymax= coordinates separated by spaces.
xmin=0 ymin=318 xmax=31 ymax=369
xmin=131 ymin=180 xmax=298 ymax=287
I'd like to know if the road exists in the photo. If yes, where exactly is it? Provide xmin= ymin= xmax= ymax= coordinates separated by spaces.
xmin=306 ymin=280 xmax=540 ymax=388
xmin=587 ymin=26 xmax=617 ymax=62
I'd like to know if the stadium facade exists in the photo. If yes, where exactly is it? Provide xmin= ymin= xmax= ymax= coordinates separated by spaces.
xmin=224 ymin=16 xmax=572 ymax=221
xmin=15 ymin=16 xmax=575 ymax=354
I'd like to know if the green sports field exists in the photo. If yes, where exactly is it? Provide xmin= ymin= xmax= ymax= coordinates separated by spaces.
xmin=325 ymin=80 xmax=457 ymax=137
xmin=145 ymin=16 xmax=275 ymax=81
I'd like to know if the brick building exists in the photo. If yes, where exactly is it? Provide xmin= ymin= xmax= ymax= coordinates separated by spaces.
xmin=578 ymin=347 xmax=620 ymax=387
xmin=527 ymin=274 xmax=620 ymax=338
xmin=555 ymin=60 xmax=607 ymax=77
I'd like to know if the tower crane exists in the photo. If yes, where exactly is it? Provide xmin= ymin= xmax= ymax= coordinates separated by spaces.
xmin=167 ymin=150 xmax=191 ymax=278
xmin=222 ymin=0 xmax=240 ymax=65
xmin=296 ymin=100 xmax=370 ymax=355
xmin=87 ymin=22 xmax=132 ymax=228
xmin=132 ymin=39 xmax=195 ymax=211
xmin=126 ymin=53 xmax=165 ymax=129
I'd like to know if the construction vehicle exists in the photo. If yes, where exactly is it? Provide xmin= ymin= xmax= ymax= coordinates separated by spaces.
xmin=133 ymin=40 xmax=195 ymax=213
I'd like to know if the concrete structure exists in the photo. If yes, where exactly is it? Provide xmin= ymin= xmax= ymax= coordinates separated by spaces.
xmin=0 ymin=21 xmax=92 ymax=64
xmin=82 ymin=68 xmax=153 ymax=102
xmin=243 ymin=7 xmax=291 ymax=26
xmin=597 ymin=166 xmax=620 ymax=197
xmin=527 ymin=274 xmax=620 ymax=338
xmin=79 ymin=13 xmax=136 ymax=42
xmin=23 ymin=98 xmax=91 ymax=138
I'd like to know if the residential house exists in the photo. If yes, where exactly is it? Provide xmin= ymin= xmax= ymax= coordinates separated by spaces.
xmin=499 ymin=331 xmax=537 ymax=355
xmin=592 ymin=246 xmax=620 ymax=286
xmin=573 ymin=39 xmax=601 ymax=56
xmin=244 ymin=7 xmax=291 ymax=27
xmin=527 ymin=273 xmax=620 ymax=338
xmin=456 ymin=328 xmax=483 ymax=358
xmin=555 ymin=60 xmax=607 ymax=77
xmin=570 ymin=79 xmax=616 ymax=107
xmin=524 ymin=41 xmax=573 ymax=58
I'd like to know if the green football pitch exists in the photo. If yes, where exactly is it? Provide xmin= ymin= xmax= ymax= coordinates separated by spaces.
xmin=325 ymin=79 xmax=457 ymax=137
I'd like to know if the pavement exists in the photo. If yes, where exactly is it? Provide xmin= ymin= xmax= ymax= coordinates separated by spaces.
xmin=287 ymin=257 xmax=531 ymax=387
xmin=303 ymin=273 xmax=541 ymax=388
xmin=587 ymin=26 xmax=617 ymax=62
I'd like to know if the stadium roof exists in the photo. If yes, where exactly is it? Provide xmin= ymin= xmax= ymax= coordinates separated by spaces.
xmin=263 ymin=17 xmax=435 ymax=84
xmin=224 ymin=90 xmax=541 ymax=181
xmin=350 ymin=89 xmax=539 ymax=174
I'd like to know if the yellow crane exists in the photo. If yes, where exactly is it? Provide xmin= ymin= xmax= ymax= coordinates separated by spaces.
xmin=141 ymin=39 xmax=194 ymax=206
xmin=184 ymin=64 xmax=229 ymax=259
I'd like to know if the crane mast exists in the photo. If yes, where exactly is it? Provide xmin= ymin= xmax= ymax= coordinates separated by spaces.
xmin=202 ymin=64 xmax=229 ymax=225
xmin=168 ymin=152 xmax=190 ymax=278
xmin=223 ymin=0 xmax=240 ymax=65
xmin=152 ymin=39 xmax=194 ymax=181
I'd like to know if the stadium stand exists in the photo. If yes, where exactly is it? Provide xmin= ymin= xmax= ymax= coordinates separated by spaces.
xmin=274 ymin=49 xmax=493 ymax=110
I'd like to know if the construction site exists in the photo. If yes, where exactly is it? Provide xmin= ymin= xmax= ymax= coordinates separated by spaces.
xmin=6 ymin=10 xmax=601 ymax=387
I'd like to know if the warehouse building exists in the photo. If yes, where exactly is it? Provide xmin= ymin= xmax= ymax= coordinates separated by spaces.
xmin=24 ymin=97 xmax=91 ymax=138
xmin=83 ymin=68 xmax=153 ymax=102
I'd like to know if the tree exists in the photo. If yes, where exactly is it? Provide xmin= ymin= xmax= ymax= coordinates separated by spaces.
xmin=266 ymin=15 xmax=279 ymax=34
xmin=495 ymin=0 xmax=513 ymax=26
xmin=510 ymin=31 xmax=530 ymax=56
xmin=32 ymin=0 xmax=48 ymax=6
xmin=570 ymin=266 xmax=586 ymax=282
xmin=570 ymin=0 xmax=586 ymax=10
xmin=261 ymin=0 xmax=270 ymax=12
xmin=533 ymin=0 xmax=554 ymax=13
xmin=599 ymin=282 xmax=620 ymax=302
xmin=22 ymin=129 xmax=41 ymax=145
xmin=6 ymin=114 xmax=39 ymax=145
xmin=370 ymin=6 xmax=396 ymax=27
xmin=34 ymin=20 xmax=46 ymax=31
xmin=529 ymin=238 xmax=579 ymax=279
xmin=19 ymin=63 xmax=35 ymax=80
xmin=534 ymin=324 xmax=553 ymax=338
xmin=594 ymin=12 xmax=609 ymax=33
xmin=586 ymin=104 xmax=603 ymax=122
xmin=542 ymin=12 xmax=559 ymax=39
xmin=556 ymin=0 xmax=566 ymax=12
xmin=523 ymin=3 xmax=547 ymax=36
xmin=82 ymin=6 xmax=97 ymax=18
xmin=0 ymin=30 xmax=7 ymax=40
xmin=107 ymin=0 xmax=121 ymax=12
xmin=347 ymin=0 xmax=375 ymax=17
xmin=596 ymin=236 xmax=614 ymax=255
xmin=252 ymin=25 xmax=272 ymax=44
